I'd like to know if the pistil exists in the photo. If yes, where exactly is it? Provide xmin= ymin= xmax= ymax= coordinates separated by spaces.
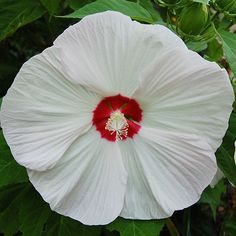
xmin=105 ymin=111 xmax=129 ymax=141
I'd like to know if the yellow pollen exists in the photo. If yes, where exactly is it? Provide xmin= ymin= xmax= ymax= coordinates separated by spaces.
xmin=105 ymin=111 xmax=129 ymax=141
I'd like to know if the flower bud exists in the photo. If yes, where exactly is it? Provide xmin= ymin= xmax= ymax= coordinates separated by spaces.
xmin=178 ymin=3 xmax=209 ymax=35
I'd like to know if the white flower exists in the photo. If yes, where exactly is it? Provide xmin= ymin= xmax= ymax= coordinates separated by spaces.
xmin=0 ymin=11 xmax=234 ymax=225
xmin=210 ymin=168 xmax=224 ymax=187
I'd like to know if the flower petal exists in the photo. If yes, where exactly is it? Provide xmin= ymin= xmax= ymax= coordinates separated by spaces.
xmin=54 ymin=11 xmax=186 ymax=96
xmin=0 ymin=47 xmax=100 ymax=171
xmin=133 ymin=49 xmax=234 ymax=151
xmin=28 ymin=128 xmax=127 ymax=225
xmin=119 ymin=127 xmax=217 ymax=219
xmin=210 ymin=168 xmax=224 ymax=187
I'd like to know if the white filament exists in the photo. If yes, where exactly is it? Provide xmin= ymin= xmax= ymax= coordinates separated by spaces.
xmin=105 ymin=111 xmax=129 ymax=141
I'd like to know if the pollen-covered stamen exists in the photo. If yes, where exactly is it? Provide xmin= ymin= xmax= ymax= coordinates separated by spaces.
xmin=105 ymin=111 xmax=129 ymax=141
xmin=93 ymin=94 xmax=142 ymax=141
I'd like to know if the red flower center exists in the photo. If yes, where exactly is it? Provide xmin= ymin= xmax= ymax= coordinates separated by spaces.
xmin=92 ymin=94 xmax=142 ymax=142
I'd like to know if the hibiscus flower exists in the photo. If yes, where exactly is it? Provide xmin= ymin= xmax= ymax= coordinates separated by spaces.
xmin=0 ymin=11 xmax=234 ymax=225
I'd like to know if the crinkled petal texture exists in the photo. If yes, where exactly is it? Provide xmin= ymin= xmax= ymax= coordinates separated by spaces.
xmin=54 ymin=11 xmax=186 ymax=96
xmin=0 ymin=47 xmax=101 ymax=171
xmin=0 ymin=11 xmax=234 ymax=225
xmin=119 ymin=127 xmax=217 ymax=218
xmin=28 ymin=129 xmax=127 ymax=225
xmin=133 ymin=49 xmax=234 ymax=152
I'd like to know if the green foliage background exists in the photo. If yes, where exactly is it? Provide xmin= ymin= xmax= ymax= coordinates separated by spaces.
xmin=0 ymin=0 xmax=236 ymax=235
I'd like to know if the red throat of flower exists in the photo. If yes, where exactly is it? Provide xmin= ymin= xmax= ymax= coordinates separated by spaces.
xmin=92 ymin=94 xmax=142 ymax=142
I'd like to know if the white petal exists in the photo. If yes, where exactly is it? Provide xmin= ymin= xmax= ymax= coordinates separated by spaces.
xmin=0 ymin=47 xmax=100 ymax=171
xmin=119 ymin=127 xmax=217 ymax=219
xmin=210 ymin=168 xmax=224 ymax=187
xmin=134 ymin=49 xmax=234 ymax=151
xmin=54 ymin=11 xmax=186 ymax=96
xmin=28 ymin=128 xmax=127 ymax=225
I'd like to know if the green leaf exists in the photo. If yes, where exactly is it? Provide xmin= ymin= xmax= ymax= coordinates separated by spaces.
xmin=19 ymin=185 xmax=51 ymax=236
xmin=222 ymin=216 xmax=236 ymax=236
xmin=0 ymin=183 xmax=51 ymax=236
xmin=193 ymin=0 xmax=210 ymax=4
xmin=0 ymin=130 xmax=28 ymax=187
xmin=0 ymin=62 xmax=19 ymax=96
xmin=0 ymin=0 xmax=46 ymax=41
xmin=199 ymin=179 xmax=226 ymax=218
xmin=186 ymin=41 xmax=208 ymax=52
xmin=216 ymin=113 xmax=236 ymax=186
xmin=61 ymin=0 xmax=154 ymax=23
xmin=40 ymin=0 xmax=61 ymax=15
xmin=0 ymin=182 xmax=102 ymax=236
xmin=219 ymin=30 xmax=236 ymax=76
xmin=66 ymin=0 xmax=94 ymax=10
xmin=190 ymin=205 xmax=217 ymax=236
xmin=205 ymin=38 xmax=223 ymax=61
xmin=45 ymin=214 xmax=102 ymax=236
xmin=133 ymin=0 xmax=160 ymax=22
xmin=0 ymin=183 xmax=28 ymax=236
xmin=107 ymin=218 xmax=165 ymax=236
xmin=0 ymin=183 xmax=66 ymax=236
